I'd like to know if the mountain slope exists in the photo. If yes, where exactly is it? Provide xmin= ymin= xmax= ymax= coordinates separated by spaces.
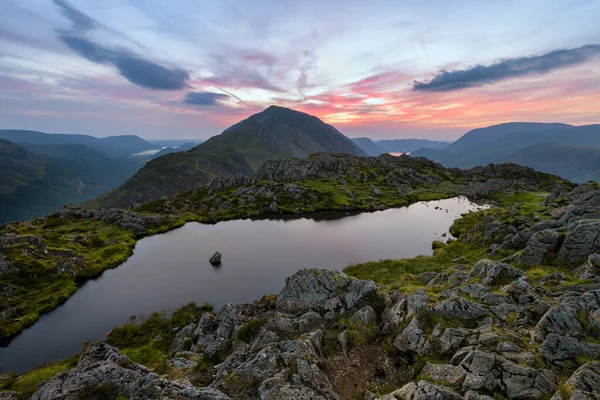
xmin=91 ymin=106 xmax=366 ymax=208
xmin=0 ymin=130 xmax=156 ymax=158
xmin=352 ymin=137 xmax=383 ymax=156
xmin=0 ymin=139 xmax=47 ymax=195
xmin=152 ymin=142 xmax=199 ymax=158
xmin=509 ymin=143 xmax=600 ymax=182
xmin=411 ymin=123 xmax=600 ymax=175
xmin=0 ymin=141 xmax=144 ymax=224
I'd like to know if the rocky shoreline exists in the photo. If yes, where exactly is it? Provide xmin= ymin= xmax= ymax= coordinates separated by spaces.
xmin=2 ymin=183 xmax=599 ymax=399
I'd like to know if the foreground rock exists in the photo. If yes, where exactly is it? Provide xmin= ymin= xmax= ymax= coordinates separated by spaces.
xmin=29 ymin=245 xmax=600 ymax=399
xmin=32 ymin=343 xmax=231 ymax=400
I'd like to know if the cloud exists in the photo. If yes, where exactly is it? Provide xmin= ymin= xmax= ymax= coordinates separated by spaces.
xmin=54 ymin=0 xmax=189 ymax=90
xmin=184 ymin=91 xmax=229 ymax=106
xmin=297 ymin=51 xmax=319 ymax=95
xmin=413 ymin=45 xmax=600 ymax=92
xmin=53 ymin=0 xmax=97 ymax=33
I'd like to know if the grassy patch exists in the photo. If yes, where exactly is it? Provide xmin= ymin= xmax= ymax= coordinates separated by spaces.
xmin=235 ymin=319 xmax=266 ymax=343
xmin=0 ymin=355 xmax=78 ymax=399
xmin=107 ymin=302 xmax=212 ymax=364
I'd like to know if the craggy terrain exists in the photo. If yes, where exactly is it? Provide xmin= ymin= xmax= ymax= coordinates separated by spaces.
xmin=3 ymin=153 xmax=600 ymax=399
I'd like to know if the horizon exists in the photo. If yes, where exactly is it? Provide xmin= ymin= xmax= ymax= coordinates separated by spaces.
xmin=1 ymin=1 xmax=599 ymax=140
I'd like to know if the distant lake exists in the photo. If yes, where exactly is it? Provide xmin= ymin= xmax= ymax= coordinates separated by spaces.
xmin=131 ymin=148 xmax=164 ymax=156
xmin=0 ymin=197 xmax=484 ymax=373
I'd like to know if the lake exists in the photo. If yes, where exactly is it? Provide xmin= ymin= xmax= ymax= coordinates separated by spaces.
xmin=0 ymin=197 xmax=484 ymax=373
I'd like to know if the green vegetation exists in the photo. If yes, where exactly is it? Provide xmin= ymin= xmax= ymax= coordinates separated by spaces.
xmin=0 ymin=355 xmax=79 ymax=399
xmin=106 ymin=303 xmax=213 ymax=354
xmin=1 ymin=153 xmax=569 ymax=342
xmin=0 ymin=138 xmax=146 ymax=225
xmin=235 ymin=319 xmax=266 ymax=342
xmin=0 ymin=217 xmax=136 ymax=340
xmin=344 ymin=191 xmax=554 ymax=286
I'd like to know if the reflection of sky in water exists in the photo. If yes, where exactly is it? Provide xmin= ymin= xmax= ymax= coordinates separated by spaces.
xmin=0 ymin=197 xmax=483 ymax=373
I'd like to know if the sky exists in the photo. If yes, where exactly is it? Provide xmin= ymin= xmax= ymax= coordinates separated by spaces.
xmin=1 ymin=0 xmax=599 ymax=140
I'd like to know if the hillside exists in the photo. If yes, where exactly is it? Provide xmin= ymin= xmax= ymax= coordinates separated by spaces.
xmin=0 ymin=151 xmax=571 ymax=343
xmin=91 ymin=106 xmax=366 ymax=208
xmin=152 ymin=142 xmax=199 ymax=158
xmin=411 ymin=123 xmax=600 ymax=180
xmin=352 ymin=137 xmax=383 ymax=156
xmin=0 ymin=139 xmax=47 ymax=196
xmin=0 ymin=130 xmax=156 ymax=158
xmin=509 ymin=143 xmax=600 ymax=182
xmin=4 ymin=153 xmax=599 ymax=400
xmin=0 ymin=141 xmax=144 ymax=225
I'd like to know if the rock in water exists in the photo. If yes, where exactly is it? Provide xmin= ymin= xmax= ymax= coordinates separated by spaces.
xmin=209 ymin=251 xmax=222 ymax=266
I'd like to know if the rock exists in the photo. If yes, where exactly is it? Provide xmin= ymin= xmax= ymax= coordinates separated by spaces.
xmin=213 ymin=339 xmax=339 ymax=400
xmin=518 ymin=229 xmax=563 ymax=265
xmin=540 ymin=334 xmax=600 ymax=364
xmin=31 ymin=343 xmax=231 ymax=400
xmin=209 ymin=251 xmax=222 ymax=266
xmin=382 ymin=295 xmax=408 ymax=332
xmin=561 ymin=362 xmax=600 ymax=399
xmin=439 ymin=327 xmax=470 ymax=353
xmin=0 ymin=392 xmax=18 ymax=400
xmin=338 ymin=330 xmax=350 ymax=364
xmin=407 ymin=289 xmax=432 ymax=315
xmin=456 ymin=349 xmax=557 ymax=398
xmin=558 ymin=219 xmax=600 ymax=263
xmin=434 ymin=297 xmax=489 ymax=320
xmin=535 ymin=290 xmax=600 ymax=340
xmin=167 ymin=357 xmax=197 ymax=369
xmin=382 ymin=380 xmax=463 ymax=400
xmin=351 ymin=305 xmax=377 ymax=325
xmin=276 ymin=269 xmax=375 ymax=315
xmin=372 ymin=187 xmax=382 ymax=196
xmin=420 ymin=363 xmax=467 ymax=386
xmin=573 ymin=253 xmax=600 ymax=281
xmin=394 ymin=317 xmax=431 ymax=354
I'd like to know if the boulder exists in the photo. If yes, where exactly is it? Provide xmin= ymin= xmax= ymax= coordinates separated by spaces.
xmin=31 ymin=343 xmax=231 ymax=400
xmin=540 ymin=334 xmax=600 ymax=364
xmin=518 ymin=229 xmax=563 ymax=265
xmin=535 ymin=290 xmax=600 ymax=340
xmin=434 ymin=297 xmax=489 ymax=320
xmin=381 ymin=380 xmax=463 ymax=400
xmin=209 ymin=251 xmax=222 ymax=265
xmin=351 ymin=305 xmax=377 ymax=325
xmin=558 ymin=219 xmax=600 ymax=263
xmin=560 ymin=362 xmax=600 ymax=399
xmin=394 ymin=317 xmax=431 ymax=354
xmin=276 ymin=269 xmax=375 ymax=315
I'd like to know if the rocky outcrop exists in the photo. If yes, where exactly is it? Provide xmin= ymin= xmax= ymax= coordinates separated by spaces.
xmin=558 ymin=219 xmax=600 ymax=263
xmin=275 ymin=269 xmax=376 ymax=316
xmin=32 ymin=343 xmax=231 ymax=400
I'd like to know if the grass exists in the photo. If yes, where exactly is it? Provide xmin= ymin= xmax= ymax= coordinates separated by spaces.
xmin=0 ymin=355 xmax=79 ymax=399
xmin=0 ymin=216 xmax=137 ymax=341
xmin=235 ymin=319 xmax=266 ymax=343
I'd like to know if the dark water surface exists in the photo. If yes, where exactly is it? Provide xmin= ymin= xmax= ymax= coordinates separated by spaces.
xmin=0 ymin=197 xmax=483 ymax=372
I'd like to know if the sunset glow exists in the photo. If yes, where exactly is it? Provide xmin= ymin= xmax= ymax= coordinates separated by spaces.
xmin=1 ymin=0 xmax=599 ymax=139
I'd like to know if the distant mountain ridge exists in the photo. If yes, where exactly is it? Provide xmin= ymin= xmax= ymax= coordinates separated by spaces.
xmin=351 ymin=137 xmax=450 ymax=156
xmin=411 ymin=123 xmax=600 ymax=182
xmin=0 ymin=130 xmax=157 ymax=158
xmin=0 ymin=134 xmax=150 ymax=224
xmin=90 ymin=106 xmax=366 ymax=208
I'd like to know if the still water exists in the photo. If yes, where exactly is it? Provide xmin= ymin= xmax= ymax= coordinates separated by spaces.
xmin=0 ymin=197 xmax=483 ymax=372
